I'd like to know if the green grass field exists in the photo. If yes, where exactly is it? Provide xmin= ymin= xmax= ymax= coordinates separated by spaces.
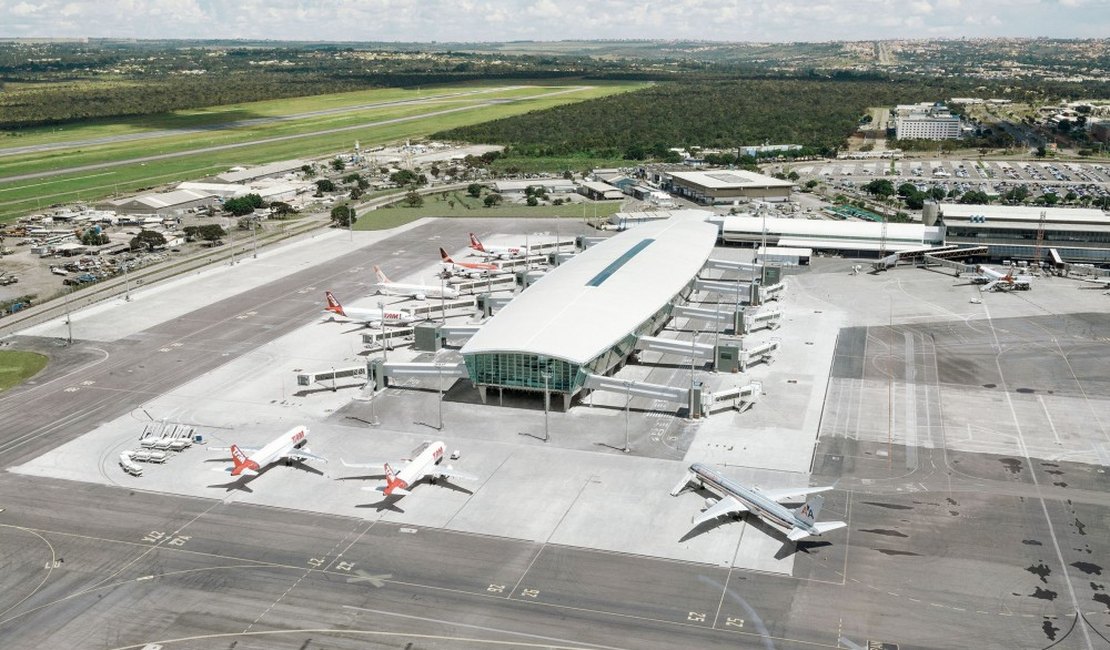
xmin=354 ymin=191 xmax=622 ymax=231
xmin=0 ymin=350 xmax=48 ymax=392
xmin=0 ymin=81 xmax=644 ymax=224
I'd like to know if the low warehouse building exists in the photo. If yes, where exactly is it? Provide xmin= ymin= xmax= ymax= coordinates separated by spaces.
xmin=664 ymin=170 xmax=794 ymax=204
xmin=461 ymin=216 xmax=718 ymax=407
xmin=103 ymin=189 xmax=220 ymax=216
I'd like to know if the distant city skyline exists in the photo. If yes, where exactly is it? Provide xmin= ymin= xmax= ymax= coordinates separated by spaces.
xmin=2 ymin=0 xmax=1106 ymax=42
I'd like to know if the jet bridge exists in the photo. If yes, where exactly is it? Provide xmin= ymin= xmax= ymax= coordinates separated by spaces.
xmin=449 ymin=274 xmax=516 ymax=294
xmin=296 ymin=365 xmax=369 ymax=391
xmin=738 ymin=338 xmax=780 ymax=371
xmin=584 ymin=374 xmax=762 ymax=418
xmin=366 ymin=358 xmax=468 ymax=391
xmin=636 ymin=335 xmax=715 ymax=359
xmin=703 ymin=258 xmax=761 ymax=274
xmin=694 ymin=277 xmax=753 ymax=297
xmin=739 ymin=309 xmax=783 ymax=334
xmin=671 ymin=304 xmax=736 ymax=325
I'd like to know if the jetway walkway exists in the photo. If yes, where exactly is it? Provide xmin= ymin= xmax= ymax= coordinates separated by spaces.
xmin=740 ymin=309 xmax=782 ymax=334
xmin=450 ymin=275 xmax=516 ymax=294
xmin=409 ymin=297 xmax=477 ymax=319
xmin=923 ymin=245 xmax=988 ymax=274
xmin=671 ymin=304 xmax=736 ymax=325
xmin=873 ymin=245 xmax=959 ymax=271
xmin=636 ymin=335 xmax=715 ymax=359
xmin=296 ymin=365 xmax=369 ymax=390
xmin=703 ymin=258 xmax=761 ymax=274
xmin=584 ymin=374 xmax=762 ymax=417
xmin=694 ymin=277 xmax=752 ymax=296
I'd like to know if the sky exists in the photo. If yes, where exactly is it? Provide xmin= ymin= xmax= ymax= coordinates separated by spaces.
xmin=1 ymin=0 xmax=1107 ymax=42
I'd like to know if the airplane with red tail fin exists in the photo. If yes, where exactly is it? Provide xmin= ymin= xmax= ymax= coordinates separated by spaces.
xmin=468 ymin=232 xmax=527 ymax=259
xmin=342 ymin=440 xmax=475 ymax=497
xmin=211 ymin=426 xmax=327 ymax=477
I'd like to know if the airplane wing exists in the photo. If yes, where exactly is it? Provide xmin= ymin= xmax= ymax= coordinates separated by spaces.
xmin=756 ymin=486 xmax=833 ymax=503
xmin=287 ymin=449 xmax=328 ymax=464
xmin=692 ymin=495 xmax=748 ymax=527
xmin=432 ymin=466 xmax=477 ymax=482
xmin=208 ymin=446 xmax=260 ymax=455
xmin=341 ymin=458 xmax=396 ymax=469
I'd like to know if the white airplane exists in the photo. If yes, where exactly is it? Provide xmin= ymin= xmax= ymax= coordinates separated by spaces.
xmin=211 ymin=425 xmax=327 ymax=477
xmin=468 ymin=232 xmax=527 ymax=259
xmin=439 ymin=247 xmax=503 ymax=279
xmin=975 ymin=265 xmax=1033 ymax=292
xmin=342 ymin=440 xmax=476 ymax=497
xmin=323 ymin=290 xmax=415 ymax=326
xmin=671 ymin=463 xmax=846 ymax=542
xmin=373 ymin=265 xmax=458 ymax=301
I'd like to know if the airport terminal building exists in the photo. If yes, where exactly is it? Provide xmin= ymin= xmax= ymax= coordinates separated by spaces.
xmin=939 ymin=203 xmax=1110 ymax=264
xmin=460 ymin=217 xmax=718 ymax=405
xmin=717 ymin=215 xmax=944 ymax=254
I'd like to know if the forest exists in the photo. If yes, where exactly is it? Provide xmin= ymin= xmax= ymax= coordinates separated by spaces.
xmin=434 ymin=77 xmax=1069 ymax=161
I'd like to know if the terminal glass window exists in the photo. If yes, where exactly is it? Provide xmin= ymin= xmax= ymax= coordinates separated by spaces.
xmin=465 ymin=354 xmax=580 ymax=393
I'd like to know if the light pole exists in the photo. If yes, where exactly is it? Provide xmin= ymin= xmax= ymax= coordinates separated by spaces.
xmin=122 ymin=259 xmax=131 ymax=302
xmin=689 ymin=330 xmax=698 ymax=419
xmin=541 ymin=369 xmax=551 ymax=442
xmin=63 ymin=288 xmax=73 ymax=345
xmin=252 ymin=220 xmax=259 ymax=259
xmin=436 ymin=360 xmax=444 ymax=430
xmin=439 ymin=274 xmax=446 ymax=321
xmin=712 ymin=299 xmax=720 ymax=373
xmin=623 ymin=380 xmax=632 ymax=453
xmin=227 ymin=219 xmax=236 ymax=266
xmin=378 ymin=299 xmax=388 ymax=363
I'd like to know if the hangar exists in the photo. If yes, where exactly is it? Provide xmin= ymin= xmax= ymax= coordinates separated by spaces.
xmin=460 ymin=216 xmax=719 ymax=407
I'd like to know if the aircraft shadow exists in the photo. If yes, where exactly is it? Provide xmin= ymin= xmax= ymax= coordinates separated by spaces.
xmin=355 ymin=495 xmax=405 ymax=513
xmin=429 ymin=478 xmax=474 ymax=496
xmin=335 ymin=473 xmax=387 ymax=481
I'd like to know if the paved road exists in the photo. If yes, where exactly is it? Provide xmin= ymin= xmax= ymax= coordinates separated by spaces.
xmin=0 ymin=86 xmax=591 ymax=185
xmin=0 ymin=86 xmax=526 ymax=159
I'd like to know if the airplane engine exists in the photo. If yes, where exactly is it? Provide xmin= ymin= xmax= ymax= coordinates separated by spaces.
xmin=702 ymin=497 xmax=718 ymax=511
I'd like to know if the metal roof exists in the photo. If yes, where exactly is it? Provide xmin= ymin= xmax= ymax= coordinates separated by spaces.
xmin=216 ymin=159 xmax=308 ymax=183
xmin=938 ymin=203 xmax=1109 ymax=225
xmin=668 ymin=170 xmax=794 ymax=190
xmin=461 ymin=217 xmax=718 ymax=365
xmin=721 ymin=216 xmax=944 ymax=252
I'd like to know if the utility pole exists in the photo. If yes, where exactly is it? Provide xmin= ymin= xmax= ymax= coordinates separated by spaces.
xmin=251 ymin=221 xmax=259 ymax=259
xmin=63 ymin=289 xmax=74 ymax=345
xmin=541 ymin=369 xmax=551 ymax=442
xmin=378 ymin=299 xmax=388 ymax=363
xmin=1032 ymin=209 xmax=1046 ymax=273
xmin=623 ymin=380 xmax=632 ymax=453
xmin=122 ymin=259 xmax=132 ymax=302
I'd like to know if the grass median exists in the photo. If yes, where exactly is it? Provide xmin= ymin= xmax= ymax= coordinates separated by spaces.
xmin=0 ymin=350 xmax=48 ymax=392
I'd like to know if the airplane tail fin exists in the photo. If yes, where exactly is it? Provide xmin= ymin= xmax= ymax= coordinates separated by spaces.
xmin=468 ymin=233 xmax=486 ymax=252
xmin=324 ymin=291 xmax=347 ymax=317
xmin=439 ymin=248 xmax=454 ymax=264
xmin=382 ymin=462 xmax=409 ymax=496
xmin=795 ymin=494 xmax=824 ymax=527
xmin=373 ymin=265 xmax=390 ymax=285
xmin=229 ymin=444 xmax=259 ymax=477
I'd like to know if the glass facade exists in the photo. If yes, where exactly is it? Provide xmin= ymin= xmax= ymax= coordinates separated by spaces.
xmin=464 ymin=288 xmax=684 ymax=396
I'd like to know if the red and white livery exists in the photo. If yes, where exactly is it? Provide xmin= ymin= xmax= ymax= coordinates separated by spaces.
xmin=468 ymin=232 xmax=527 ymax=260
xmin=439 ymin=248 xmax=502 ymax=279
xmin=323 ymin=290 xmax=414 ymax=326
xmin=342 ymin=440 xmax=476 ymax=497
xmin=373 ymin=265 xmax=459 ymax=301
xmin=212 ymin=425 xmax=327 ymax=477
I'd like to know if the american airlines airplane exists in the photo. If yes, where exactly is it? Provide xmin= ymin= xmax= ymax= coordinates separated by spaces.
xmin=438 ymin=248 xmax=502 ymax=278
xmin=373 ymin=265 xmax=459 ymax=301
xmin=211 ymin=425 xmax=327 ymax=477
xmin=323 ymin=291 xmax=415 ymax=326
xmin=342 ymin=440 xmax=475 ymax=497
xmin=671 ymin=463 xmax=846 ymax=542
xmin=468 ymin=232 xmax=527 ymax=259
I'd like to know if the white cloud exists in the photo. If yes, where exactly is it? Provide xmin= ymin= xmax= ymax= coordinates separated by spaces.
xmin=0 ymin=0 xmax=1102 ymax=41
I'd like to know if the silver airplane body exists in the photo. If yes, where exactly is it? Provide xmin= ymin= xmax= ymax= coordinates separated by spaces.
xmin=671 ymin=463 xmax=846 ymax=542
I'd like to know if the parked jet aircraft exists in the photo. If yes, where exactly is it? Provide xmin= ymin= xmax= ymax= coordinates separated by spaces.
xmin=212 ymin=425 xmax=327 ymax=477
xmin=439 ymin=247 xmax=501 ymax=278
xmin=468 ymin=232 xmax=527 ymax=259
xmin=373 ymin=265 xmax=459 ymax=301
xmin=976 ymin=265 xmax=1033 ymax=292
xmin=342 ymin=440 xmax=475 ymax=497
xmin=323 ymin=291 xmax=414 ymax=326
xmin=671 ymin=463 xmax=846 ymax=542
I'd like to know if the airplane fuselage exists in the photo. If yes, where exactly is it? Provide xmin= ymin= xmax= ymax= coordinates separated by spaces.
xmin=379 ymin=282 xmax=458 ymax=300
xmin=690 ymin=463 xmax=816 ymax=536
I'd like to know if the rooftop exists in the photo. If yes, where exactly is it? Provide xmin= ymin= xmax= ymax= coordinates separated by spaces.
xmin=668 ymin=170 xmax=794 ymax=190
xmin=216 ymin=159 xmax=309 ymax=184
xmin=461 ymin=216 xmax=718 ymax=366
xmin=939 ymin=203 xmax=1110 ymax=225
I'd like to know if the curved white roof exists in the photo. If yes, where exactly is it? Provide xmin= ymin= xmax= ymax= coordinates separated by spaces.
xmin=462 ymin=217 xmax=718 ymax=365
